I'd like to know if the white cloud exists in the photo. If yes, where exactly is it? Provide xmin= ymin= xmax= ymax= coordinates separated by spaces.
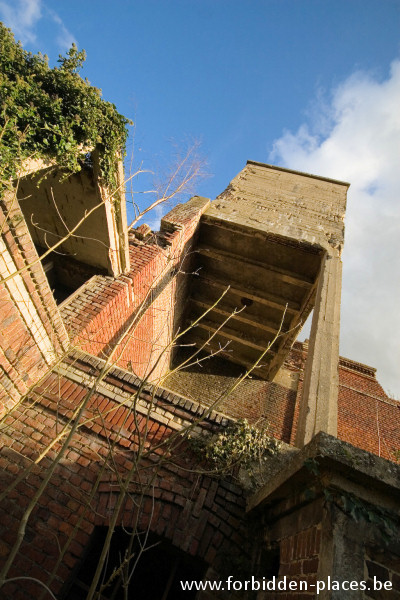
xmin=47 ymin=8 xmax=76 ymax=51
xmin=0 ymin=0 xmax=42 ymax=44
xmin=0 ymin=0 xmax=76 ymax=51
xmin=271 ymin=61 xmax=400 ymax=397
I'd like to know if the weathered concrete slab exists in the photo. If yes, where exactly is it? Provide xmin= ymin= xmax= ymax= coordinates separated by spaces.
xmin=248 ymin=431 xmax=400 ymax=513
xmin=205 ymin=161 xmax=348 ymax=251
xmin=183 ymin=161 xmax=349 ymax=386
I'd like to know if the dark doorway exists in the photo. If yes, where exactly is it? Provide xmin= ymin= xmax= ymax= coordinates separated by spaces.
xmin=65 ymin=527 xmax=207 ymax=600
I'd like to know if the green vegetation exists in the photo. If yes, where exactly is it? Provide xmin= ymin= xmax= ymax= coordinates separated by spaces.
xmin=0 ymin=23 xmax=130 ymax=190
xmin=193 ymin=418 xmax=280 ymax=475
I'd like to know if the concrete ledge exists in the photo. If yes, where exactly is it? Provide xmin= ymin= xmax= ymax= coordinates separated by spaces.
xmin=248 ymin=432 xmax=400 ymax=513
xmin=246 ymin=159 xmax=350 ymax=187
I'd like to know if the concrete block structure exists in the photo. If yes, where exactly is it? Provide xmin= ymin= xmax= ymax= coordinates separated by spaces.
xmin=0 ymin=158 xmax=399 ymax=599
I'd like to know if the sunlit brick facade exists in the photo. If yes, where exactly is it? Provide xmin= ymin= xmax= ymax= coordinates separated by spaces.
xmin=1 ymin=164 xmax=399 ymax=599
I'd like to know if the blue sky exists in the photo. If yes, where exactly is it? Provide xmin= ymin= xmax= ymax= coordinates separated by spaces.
xmin=1 ymin=0 xmax=399 ymax=397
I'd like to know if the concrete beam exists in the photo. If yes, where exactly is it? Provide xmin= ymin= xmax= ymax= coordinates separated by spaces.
xmin=195 ymin=321 xmax=274 ymax=353
xmin=195 ymin=276 xmax=300 ymax=314
xmin=190 ymin=298 xmax=285 ymax=335
xmin=247 ymin=432 xmax=400 ymax=514
xmin=183 ymin=332 xmax=274 ymax=377
xmin=196 ymin=245 xmax=314 ymax=289
xmin=206 ymin=161 xmax=348 ymax=252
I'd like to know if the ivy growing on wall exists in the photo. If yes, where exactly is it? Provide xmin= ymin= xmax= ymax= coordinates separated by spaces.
xmin=0 ymin=23 xmax=131 ymax=190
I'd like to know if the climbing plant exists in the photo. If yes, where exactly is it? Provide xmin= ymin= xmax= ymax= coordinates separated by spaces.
xmin=0 ymin=23 xmax=130 ymax=190
xmin=193 ymin=418 xmax=280 ymax=475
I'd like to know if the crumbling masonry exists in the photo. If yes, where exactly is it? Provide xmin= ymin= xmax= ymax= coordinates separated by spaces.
xmin=0 ymin=158 xmax=399 ymax=599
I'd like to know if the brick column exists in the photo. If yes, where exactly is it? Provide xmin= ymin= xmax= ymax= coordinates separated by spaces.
xmin=0 ymin=189 xmax=69 ymax=415
xmin=295 ymin=250 xmax=342 ymax=446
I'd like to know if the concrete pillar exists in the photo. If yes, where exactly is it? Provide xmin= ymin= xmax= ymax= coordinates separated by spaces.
xmin=295 ymin=250 xmax=342 ymax=447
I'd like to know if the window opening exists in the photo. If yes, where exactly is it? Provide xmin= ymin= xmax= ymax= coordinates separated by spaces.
xmin=16 ymin=167 xmax=109 ymax=304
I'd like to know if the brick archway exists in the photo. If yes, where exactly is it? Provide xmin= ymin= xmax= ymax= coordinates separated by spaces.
xmin=96 ymin=468 xmax=248 ymax=572
xmin=58 ymin=468 xmax=250 ymax=599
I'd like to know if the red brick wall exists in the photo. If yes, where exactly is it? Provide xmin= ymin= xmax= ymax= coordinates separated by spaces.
xmin=0 ymin=355 xmax=248 ymax=599
xmin=165 ymin=351 xmax=298 ymax=442
xmin=61 ymin=197 xmax=209 ymax=383
xmin=263 ymin=525 xmax=321 ymax=599
xmin=166 ymin=342 xmax=400 ymax=462
xmin=293 ymin=351 xmax=400 ymax=461
xmin=286 ymin=345 xmax=400 ymax=461
xmin=0 ymin=192 xmax=69 ymax=416
xmin=337 ymin=365 xmax=400 ymax=461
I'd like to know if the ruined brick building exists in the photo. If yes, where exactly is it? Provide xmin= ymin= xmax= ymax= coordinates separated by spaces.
xmin=0 ymin=154 xmax=400 ymax=599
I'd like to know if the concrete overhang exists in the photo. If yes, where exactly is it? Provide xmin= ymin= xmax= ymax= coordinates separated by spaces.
xmin=247 ymin=432 xmax=400 ymax=516
xmin=184 ymin=161 xmax=349 ymax=380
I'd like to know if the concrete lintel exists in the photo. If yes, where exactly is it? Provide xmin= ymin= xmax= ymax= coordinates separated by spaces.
xmin=196 ymin=245 xmax=314 ymax=288
xmin=247 ymin=432 xmax=400 ymax=514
